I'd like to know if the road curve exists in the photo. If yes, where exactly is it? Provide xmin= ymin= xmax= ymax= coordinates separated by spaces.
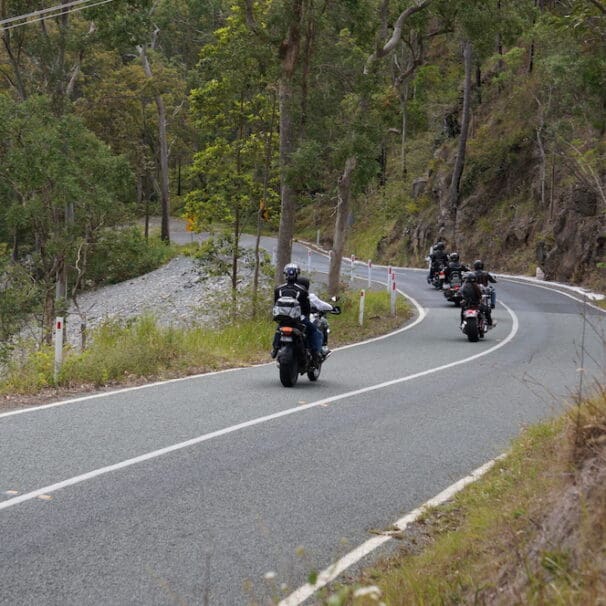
xmin=1 ymin=245 xmax=604 ymax=606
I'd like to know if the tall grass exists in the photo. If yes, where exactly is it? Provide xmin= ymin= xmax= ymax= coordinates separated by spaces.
xmin=320 ymin=394 xmax=606 ymax=605
xmin=0 ymin=290 xmax=409 ymax=395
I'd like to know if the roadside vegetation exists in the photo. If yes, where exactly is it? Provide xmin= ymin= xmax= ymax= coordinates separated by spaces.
xmin=0 ymin=288 xmax=407 ymax=398
xmin=318 ymin=394 xmax=606 ymax=605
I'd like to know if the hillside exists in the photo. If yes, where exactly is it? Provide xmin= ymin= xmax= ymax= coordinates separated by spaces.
xmin=300 ymin=3 xmax=606 ymax=293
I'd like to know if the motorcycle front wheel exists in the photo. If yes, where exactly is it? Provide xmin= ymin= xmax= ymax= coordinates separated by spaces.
xmin=278 ymin=347 xmax=299 ymax=387
xmin=465 ymin=317 xmax=479 ymax=342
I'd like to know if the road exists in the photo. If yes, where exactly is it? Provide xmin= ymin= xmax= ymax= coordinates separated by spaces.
xmin=1 ymin=241 xmax=605 ymax=605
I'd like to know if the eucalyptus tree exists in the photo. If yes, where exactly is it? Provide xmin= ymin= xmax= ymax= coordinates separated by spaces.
xmin=185 ymin=10 xmax=278 ymax=308
xmin=239 ymin=0 xmax=307 ymax=281
xmin=0 ymin=94 xmax=132 ymax=342
xmin=86 ymin=0 xmax=197 ymax=244
xmin=0 ymin=0 xmax=98 ymax=111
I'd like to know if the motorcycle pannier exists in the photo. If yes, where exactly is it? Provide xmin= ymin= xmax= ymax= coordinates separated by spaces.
xmin=273 ymin=296 xmax=302 ymax=322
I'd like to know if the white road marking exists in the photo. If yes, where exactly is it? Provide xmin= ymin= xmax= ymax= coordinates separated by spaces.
xmin=0 ymin=282 xmax=425 ymax=420
xmin=501 ymin=276 xmax=606 ymax=313
xmin=279 ymin=457 xmax=504 ymax=606
xmin=0 ymin=303 xmax=517 ymax=512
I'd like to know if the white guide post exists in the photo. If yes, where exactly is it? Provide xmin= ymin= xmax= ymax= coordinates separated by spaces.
xmin=391 ymin=275 xmax=397 ymax=316
xmin=54 ymin=316 xmax=64 ymax=383
xmin=359 ymin=290 xmax=366 ymax=326
xmin=367 ymin=260 xmax=372 ymax=288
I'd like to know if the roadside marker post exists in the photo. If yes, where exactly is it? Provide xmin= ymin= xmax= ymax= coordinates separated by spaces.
xmin=359 ymin=290 xmax=366 ymax=326
xmin=391 ymin=276 xmax=397 ymax=316
xmin=350 ymin=255 xmax=356 ymax=282
xmin=387 ymin=266 xmax=392 ymax=292
xmin=54 ymin=317 xmax=64 ymax=383
xmin=307 ymin=249 xmax=312 ymax=273
xmin=367 ymin=260 xmax=372 ymax=288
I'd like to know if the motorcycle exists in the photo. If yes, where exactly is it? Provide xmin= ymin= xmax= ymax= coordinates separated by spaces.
xmin=442 ymin=271 xmax=463 ymax=306
xmin=460 ymin=303 xmax=487 ymax=342
xmin=272 ymin=296 xmax=340 ymax=387
xmin=431 ymin=263 xmax=446 ymax=290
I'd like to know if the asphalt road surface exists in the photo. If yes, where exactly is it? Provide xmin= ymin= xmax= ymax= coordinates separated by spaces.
xmin=2 ymin=241 xmax=605 ymax=605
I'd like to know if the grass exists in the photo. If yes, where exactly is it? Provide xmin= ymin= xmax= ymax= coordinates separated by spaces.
xmin=0 ymin=289 xmax=409 ymax=396
xmin=318 ymin=393 xmax=606 ymax=605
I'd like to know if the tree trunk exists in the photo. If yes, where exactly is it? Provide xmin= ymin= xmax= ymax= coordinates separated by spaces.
xmin=0 ymin=19 xmax=27 ymax=100
xmin=252 ymin=90 xmax=277 ymax=318
xmin=328 ymin=157 xmax=357 ymax=296
xmin=400 ymin=83 xmax=409 ymax=178
xmin=139 ymin=45 xmax=170 ymax=244
xmin=275 ymin=2 xmax=303 ymax=283
xmin=448 ymin=40 xmax=473 ymax=248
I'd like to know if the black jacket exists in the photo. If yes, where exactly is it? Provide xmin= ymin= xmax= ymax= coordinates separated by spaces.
xmin=430 ymin=250 xmax=449 ymax=268
xmin=461 ymin=281 xmax=482 ymax=307
xmin=274 ymin=280 xmax=311 ymax=316
xmin=474 ymin=270 xmax=497 ymax=287
xmin=445 ymin=262 xmax=468 ymax=282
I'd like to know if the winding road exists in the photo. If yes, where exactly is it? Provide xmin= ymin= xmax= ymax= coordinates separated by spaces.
xmin=1 ymin=240 xmax=605 ymax=605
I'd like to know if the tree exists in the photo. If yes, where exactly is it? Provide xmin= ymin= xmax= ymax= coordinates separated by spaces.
xmin=448 ymin=39 xmax=473 ymax=245
xmin=0 ymin=94 xmax=132 ymax=342
xmin=186 ymin=12 xmax=279 ymax=305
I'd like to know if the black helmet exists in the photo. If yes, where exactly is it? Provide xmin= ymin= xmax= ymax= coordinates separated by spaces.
xmin=473 ymin=259 xmax=484 ymax=270
xmin=450 ymin=252 xmax=459 ymax=262
xmin=464 ymin=271 xmax=477 ymax=282
xmin=435 ymin=242 xmax=445 ymax=251
xmin=283 ymin=263 xmax=300 ymax=283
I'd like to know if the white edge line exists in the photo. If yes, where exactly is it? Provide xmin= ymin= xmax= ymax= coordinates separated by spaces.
xmin=0 ymin=278 xmax=426 ymax=419
xmin=499 ymin=276 xmax=606 ymax=313
xmin=0 ymin=303 xmax=517 ymax=512
xmin=279 ymin=457 xmax=505 ymax=606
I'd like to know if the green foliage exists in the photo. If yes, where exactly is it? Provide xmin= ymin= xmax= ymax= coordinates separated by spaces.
xmin=186 ymin=9 xmax=279 ymax=234
xmin=0 ymin=260 xmax=42 ymax=361
xmin=85 ymin=228 xmax=175 ymax=286
xmin=0 ymin=93 xmax=134 ymax=336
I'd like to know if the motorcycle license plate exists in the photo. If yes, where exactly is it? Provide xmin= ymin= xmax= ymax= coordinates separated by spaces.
xmin=280 ymin=336 xmax=293 ymax=342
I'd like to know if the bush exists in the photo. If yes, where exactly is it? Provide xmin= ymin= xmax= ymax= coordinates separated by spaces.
xmin=0 ymin=260 xmax=42 ymax=361
xmin=85 ymin=227 xmax=175 ymax=286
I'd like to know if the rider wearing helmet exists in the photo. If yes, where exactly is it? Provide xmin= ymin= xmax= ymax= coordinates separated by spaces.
xmin=460 ymin=271 xmax=482 ymax=306
xmin=444 ymin=252 xmax=469 ymax=284
xmin=272 ymin=263 xmax=323 ymax=360
xmin=428 ymin=241 xmax=449 ymax=283
xmin=473 ymin=259 xmax=497 ymax=308
xmin=461 ymin=271 xmax=493 ymax=327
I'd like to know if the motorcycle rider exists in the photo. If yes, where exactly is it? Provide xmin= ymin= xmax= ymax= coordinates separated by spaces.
xmin=444 ymin=252 xmax=469 ymax=285
xmin=473 ymin=259 xmax=497 ymax=308
xmin=309 ymin=292 xmax=338 ymax=358
xmin=428 ymin=241 xmax=449 ymax=284
xmin=460 ymin=271 xmax=493 ymax=327
xmin=271 ymin=263 xmax=324 ymax=362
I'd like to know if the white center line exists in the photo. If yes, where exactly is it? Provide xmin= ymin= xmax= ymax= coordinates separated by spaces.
xmin=0 ymin=302 xmax=518 ymax=512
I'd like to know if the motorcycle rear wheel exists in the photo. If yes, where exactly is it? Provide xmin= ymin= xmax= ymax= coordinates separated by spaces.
xmin=465 ymin=317 xmax=479 ymax=342
xmin=278 ymin=349 xmax=299 ymax=387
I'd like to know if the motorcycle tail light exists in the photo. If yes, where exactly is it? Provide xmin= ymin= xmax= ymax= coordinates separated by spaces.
xmin=280 ymin=326 xmax=294 ymax=334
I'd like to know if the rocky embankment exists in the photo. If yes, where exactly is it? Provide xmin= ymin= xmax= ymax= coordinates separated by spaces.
xmin=20 ymin=256 xmax=248 ymax=349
